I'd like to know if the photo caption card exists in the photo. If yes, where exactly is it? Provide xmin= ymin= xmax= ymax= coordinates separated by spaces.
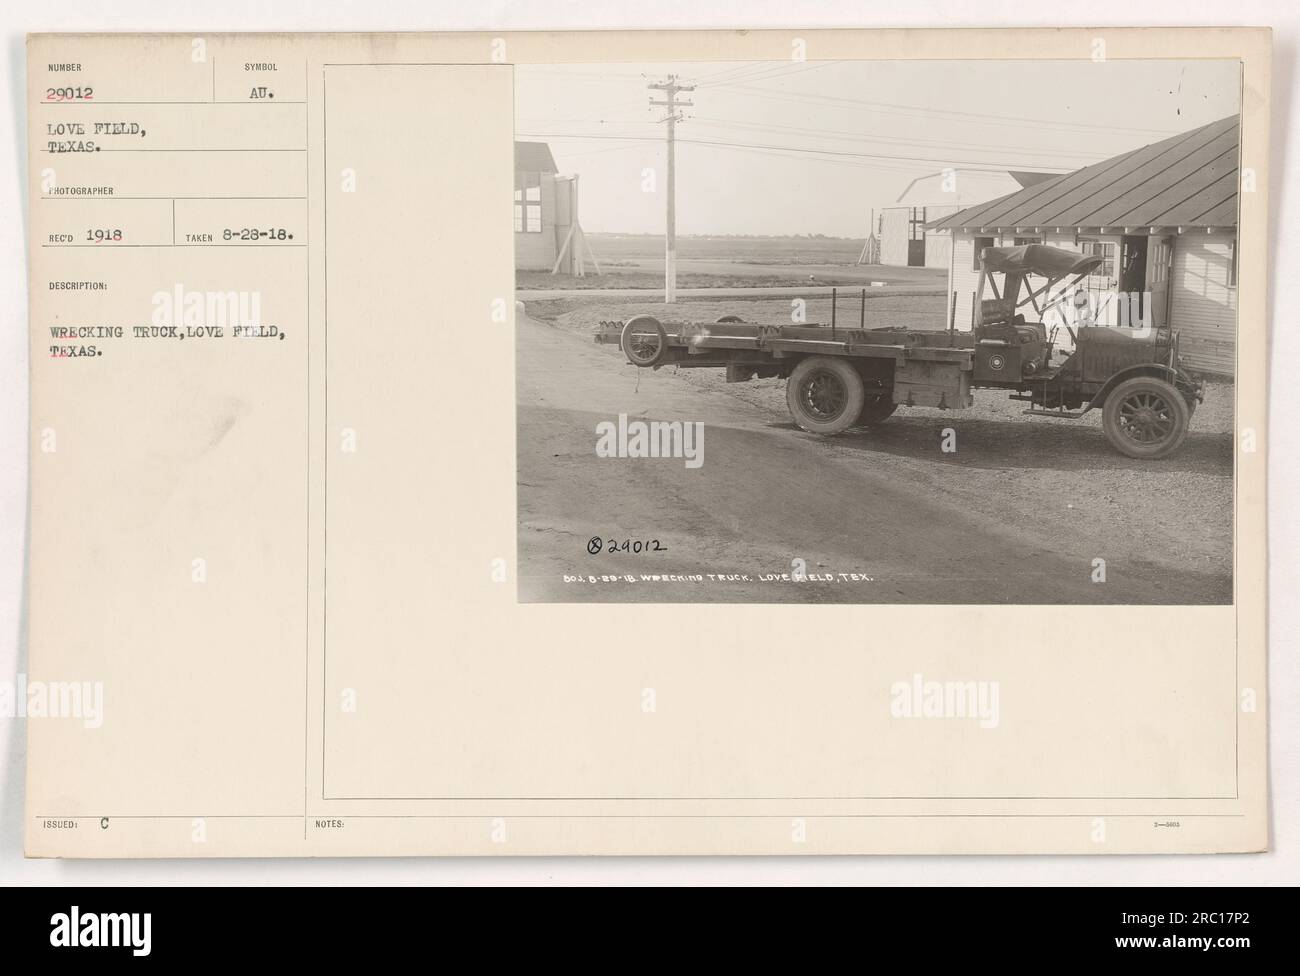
xmin=25 ymin=28 xmax=1269 ymax=856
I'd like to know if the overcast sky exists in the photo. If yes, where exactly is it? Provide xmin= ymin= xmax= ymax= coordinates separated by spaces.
xmin=514 ymin=59 xmax=1241 ymax=237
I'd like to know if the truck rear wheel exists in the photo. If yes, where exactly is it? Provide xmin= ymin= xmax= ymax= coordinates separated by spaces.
xmin=786 ymin=356 xmax=866 ymax=435
xmin=1101 ymin=376 xmax=1190 ymax=459
xmin=856 ymin=396 xmax=897 ymax=427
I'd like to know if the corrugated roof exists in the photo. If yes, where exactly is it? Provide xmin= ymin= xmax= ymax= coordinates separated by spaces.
xmin=930 ymin=116 xmax=1239 ymax=231
xmin=515 ymin=141 xmax=558 ymax=174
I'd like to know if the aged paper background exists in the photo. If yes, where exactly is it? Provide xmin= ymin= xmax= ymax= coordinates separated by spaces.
xmin=23 ymin=27 xmax=1268 ymax=856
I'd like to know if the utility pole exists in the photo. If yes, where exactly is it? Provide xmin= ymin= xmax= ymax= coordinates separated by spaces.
xmin=648 ymin=75 xmax=694 ymax=303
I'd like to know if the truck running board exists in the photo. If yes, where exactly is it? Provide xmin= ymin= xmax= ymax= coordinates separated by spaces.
xmin=1020 ymin=407 xmax=1088 ymax=419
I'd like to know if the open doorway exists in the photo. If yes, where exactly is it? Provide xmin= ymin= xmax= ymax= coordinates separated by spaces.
xmin=1120 ymin=235 xmax=1149 ymax=326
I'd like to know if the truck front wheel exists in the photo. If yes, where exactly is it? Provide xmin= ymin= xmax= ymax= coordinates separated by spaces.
xmin=1101 ymin=376 xmax=1190 ymax=459
xmin=786 ymin=356 xmax=866 ymax=435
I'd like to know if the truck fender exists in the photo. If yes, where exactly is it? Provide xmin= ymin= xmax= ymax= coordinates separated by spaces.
xmin=1086 ymin=363 xmax=1203 ymax=414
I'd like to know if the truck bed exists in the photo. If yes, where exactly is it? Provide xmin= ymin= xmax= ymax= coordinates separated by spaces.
xmin=595 ymin=320 xmax=974 ymax=366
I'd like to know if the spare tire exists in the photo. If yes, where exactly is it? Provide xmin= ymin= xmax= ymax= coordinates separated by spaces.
xmin=620 ymin=316 xmax=668 ymax=367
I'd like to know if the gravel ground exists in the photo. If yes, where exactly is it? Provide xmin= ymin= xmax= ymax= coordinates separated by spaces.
xmin=525 ymin=294 xmax=1235 ymax=583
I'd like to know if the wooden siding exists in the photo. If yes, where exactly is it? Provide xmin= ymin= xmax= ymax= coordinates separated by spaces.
xmin=879 ymin=208 xmax=910 ymax=267
xmin=948 ymin=235 xmax=979 ymax=333
xmin=945 ymin=228 xmax=1237 ymax=374
xmin=923 ymin=205 xmax=958 ymax=270
xmin=881 ymin=205 xmax=958 ymax=269
xmin=923 ymin=229 xmax=951 ymax=270
xmin=513 ymin=172 xmax=558 ymax=271
xmin=1170 ymin=234 xmax=1237 ymax=376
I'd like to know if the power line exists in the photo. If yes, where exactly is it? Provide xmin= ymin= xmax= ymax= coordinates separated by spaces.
xmin=516 ymin=131 xmax=1075 ymax=172
xmin=558 ymin=140 xmax=660 ymax=159
xmin=686 ymin=116 xmax=1111 ymax=162
xmin=524 ymin=118 xmax=1101 ymax=168
xmin=515 ymin=118 xmax=660 ymax=126
xmin=670 ymin=139 xmax=965 ymax=176
xmin=692 ymin=61 xmax=832 ymax=89
xmin=708 ymin=81 xmax=1182 ymax=136
xmin=688 ymin=61 xmax=772 ymax=83
xmin=518 ymin=109 xmax=1112 ymax=165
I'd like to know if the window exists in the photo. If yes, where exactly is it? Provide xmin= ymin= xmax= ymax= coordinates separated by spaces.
xmin=514 ymin=175 xmax=542 ymax=233
xmin=1228 ymin=239 xmax=1238 ymax=287
xmin=1079 ymin=240 xmax=1117 ymax=277
xmin=909 ymin=207 xmax=927 ymax=241
xmin=1014 ymin=236 xmax=1041 ymax=246
xmin=1148 ymin=241 xmax=1169 ymax=284
xmin=972 ymin=236 xmax=994 ymax=271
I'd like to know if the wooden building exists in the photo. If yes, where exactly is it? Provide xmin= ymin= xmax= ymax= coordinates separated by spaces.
xmin=929 ymin=116 xmax=1239 ymax=376
xmin=514 ymin=140 xmax=598 ymax=276
xmin=876 ymin=170 xmax=1055 ymax=270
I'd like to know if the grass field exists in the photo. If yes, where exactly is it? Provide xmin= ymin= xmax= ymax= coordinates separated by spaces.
xmin=524 ymin=292 xmax=948 ymax=334
xmin=517 ymin=233 xmax=947 ymax=291
xmin=583 ymin=233 xmax=865 ymax=265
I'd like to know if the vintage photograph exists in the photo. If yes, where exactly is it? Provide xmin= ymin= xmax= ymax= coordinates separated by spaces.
xmin=8 ymin=18 xmax=1277 ymax=881
xmin=514 ymin=59 xmax=1241 ymax=604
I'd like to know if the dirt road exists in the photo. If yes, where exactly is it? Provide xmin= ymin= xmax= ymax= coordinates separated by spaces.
xmin=516 ymin=314 xmax=1233 ymax=605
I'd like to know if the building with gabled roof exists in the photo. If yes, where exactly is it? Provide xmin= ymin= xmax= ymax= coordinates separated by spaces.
xmin=929 ymin=116 xmax=1239 ymax=375
xmin=514 ymin=141 xmax=597 ymax=276
xmin=872 ymin=169 xmax=1058 ymax=270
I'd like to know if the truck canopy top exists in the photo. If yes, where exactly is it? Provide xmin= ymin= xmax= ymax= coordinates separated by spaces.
xmin=980 ymin=244 xmax=1104 ymax=278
